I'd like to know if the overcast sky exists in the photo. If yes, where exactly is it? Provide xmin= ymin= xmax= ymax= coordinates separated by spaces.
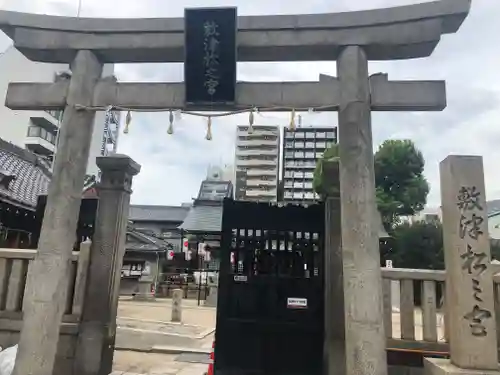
xmin=0 ymin=0 xmax=498 ymax=210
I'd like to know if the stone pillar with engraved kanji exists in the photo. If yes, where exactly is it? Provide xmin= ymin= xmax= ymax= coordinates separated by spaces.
xmin=425 ymin=155 xmax=499 ymax=375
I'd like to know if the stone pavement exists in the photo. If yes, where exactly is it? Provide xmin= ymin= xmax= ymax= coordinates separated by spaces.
xmin=118 ymin=298 xmax=216 ymax=328
xmin=116 ymin=298 xmax=216 ymax=352
xmin=111 ymin=351 xmax=207 ymax=375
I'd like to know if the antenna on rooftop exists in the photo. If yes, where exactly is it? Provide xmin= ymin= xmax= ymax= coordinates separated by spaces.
xmin=77 ymin=0 xmax=83 ymax=17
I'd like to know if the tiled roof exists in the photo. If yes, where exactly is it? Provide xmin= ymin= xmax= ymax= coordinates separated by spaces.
xmin=0 ymin=138 xmax=51 ymax=210
xmin=129 ymin=205 xmax=190 ymax=223
xmin=126 ymin=226 xmax=174 ymax=252
xmin=178 ymin=204 xmax=223 ymax=233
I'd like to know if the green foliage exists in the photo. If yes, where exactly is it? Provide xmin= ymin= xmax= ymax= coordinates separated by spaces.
xmin=374 ymin=140 xmax=430 ymax=228
xmin=313 ymin=139 xmax=429 ymax=229
xmin=313 ymin=143 xmax=340 ymax=198
xmin=382 ymin=221 xmax=444 ymax=270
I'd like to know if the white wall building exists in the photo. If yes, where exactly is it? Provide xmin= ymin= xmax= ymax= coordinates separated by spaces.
xmin=234 ymin=125 xmax=280 ymax=202
xmin=0 ymin=46 xmax=118 ymax=177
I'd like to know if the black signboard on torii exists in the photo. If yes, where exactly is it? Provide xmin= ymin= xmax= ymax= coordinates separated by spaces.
xmin=184 ymin=7 xmax=237 ymax=106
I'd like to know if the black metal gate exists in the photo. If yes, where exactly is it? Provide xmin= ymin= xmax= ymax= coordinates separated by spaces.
xmin=215 ymin=199 xmax=324 ymax=375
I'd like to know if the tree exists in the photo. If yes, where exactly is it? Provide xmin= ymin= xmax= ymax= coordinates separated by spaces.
xmin=375 ymin=140 xmax=430 ymax=229
xmin=313 ymin=143 xmax=339 ymax=199
xmin=314 ymin=139 xmax=429 ymax=229
xmin=382 ymin=221 xmax=444 ymax=270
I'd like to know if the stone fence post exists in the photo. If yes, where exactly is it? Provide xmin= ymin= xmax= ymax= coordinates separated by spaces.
xmin=74 ymin=154 xmax=141 ymax=375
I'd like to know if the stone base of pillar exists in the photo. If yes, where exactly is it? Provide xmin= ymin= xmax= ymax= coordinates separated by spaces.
xmin=425 ymin=358 xmax=500 ymax=375
xmin=132 ymin=280 xmax=155 ymax=302
xmin=204 ymin=286 xmax=218 ymax=307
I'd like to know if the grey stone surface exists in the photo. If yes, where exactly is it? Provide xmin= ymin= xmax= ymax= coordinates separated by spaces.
xmin=171 ymin=290 xmax=183 ymax=323
xmin=0 ymin=0 xmax=470 ymax=63
xmin=12 ymin=50 xmax=103 ymax=375
xmin=74 ymin=154 xmax=141 ymax=375
xmin=425 ymin=358 xmax=500 ymax=375
xmin=203 ymin=287 xmax=218 ymax=308
xmin=6 ymin=77 xmax=447 ymax=113
xmin=175 ymin=353 xmax=210 ymax=364
xmin=369 ymin=74 xmax=446 ymax=111
xmin=337 ymin=45 xmax=387 ymax=375
xmin=439 ymin=155 xmax=498 ymax=370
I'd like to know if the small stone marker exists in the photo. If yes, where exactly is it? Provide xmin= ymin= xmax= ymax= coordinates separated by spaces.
xmin=425 ymin=155 xmax=499 ymax=375
xmin=204 ymin=286 xmax=218 ymax=308
xmin=171 ymin=289 xmax=183 ymax=322
xmin=386 ymin=260 xmax=400 ymax=313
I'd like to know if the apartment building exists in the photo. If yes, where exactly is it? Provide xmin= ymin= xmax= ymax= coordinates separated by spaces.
xmin=234 ymin=125 xmax=280 ymax=202
xmin=282 ymin=127 xmax=337 ymax=203
xmin=0 ymin=46 xmax=118 ymax=176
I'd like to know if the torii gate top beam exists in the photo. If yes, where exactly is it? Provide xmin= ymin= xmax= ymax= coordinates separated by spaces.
xmin=0 ymin=0 xmax=470 ymax=64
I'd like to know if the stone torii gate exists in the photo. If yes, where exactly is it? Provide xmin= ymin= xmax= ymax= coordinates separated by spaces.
xmin=0 ymin=1 xmax=470 ymax=375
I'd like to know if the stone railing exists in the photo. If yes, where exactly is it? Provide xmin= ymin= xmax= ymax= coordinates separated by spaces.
xmin=0 ymin=241 xmax=91 ymax=373
xmin=382 ymin=266 xmax=500 ymax=353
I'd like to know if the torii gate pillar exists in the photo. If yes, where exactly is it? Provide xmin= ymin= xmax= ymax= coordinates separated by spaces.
xmin=12 ymin=50 xmax=103 ymax=375
xmin=337 ymin=46 xmax=387 ymax=375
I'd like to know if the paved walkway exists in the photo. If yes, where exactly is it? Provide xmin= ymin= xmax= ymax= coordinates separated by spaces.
xmin=112 ymin=351 xmax=207 ymax=375
xmin=113 ymin=299 xmax=214 ymax=375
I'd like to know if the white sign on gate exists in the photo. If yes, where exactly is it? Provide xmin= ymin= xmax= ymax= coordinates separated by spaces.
xmin=287 ymin=297 xmax=308 ymax=309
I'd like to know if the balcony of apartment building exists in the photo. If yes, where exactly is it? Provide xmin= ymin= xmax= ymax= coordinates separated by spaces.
xmin=245 ymin=188 xmax=277 ymax=200
xmin=284 ymin=140 xmax=334 ymax=150
xmin=236 ymin=147 xmax=279 ymax=157
xmin=237 ymin=128 xmax=279 ymax=138
xmin=245 ymin=168 xmax=278 ymax=177
xmin=283 ymin=190 xmax=318 ymax=202
xmin=246 ymin=178 xmax=277 ymax=188
xmin=24 ymin=124 xmax=57 ymax=156
xmin=283 ymin=171 xmax=314 ymax=180
xmin=284 ymin=160 xmax=317 ymax=169
xmin=236 ymin=158 xmax=278 ymax=167
xmin=29 ymin=110 xmax=62 ymax=134
xmin=284 ymin=181 xmax=314 ymax=190
xmin=284 ymin=130 xmax=337 ymax=140
xmin=284 ymin=151 xmax=325 ymax=160
xmin=236 ymin=138 xmax=279 ymax=147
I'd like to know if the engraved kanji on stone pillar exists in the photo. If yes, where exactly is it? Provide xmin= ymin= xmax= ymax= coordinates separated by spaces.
xmin=74 ymin=154 xmax=141 ymax=375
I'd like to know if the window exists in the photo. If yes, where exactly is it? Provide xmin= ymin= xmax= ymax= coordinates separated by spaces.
xmin=27 ymin=126 xmax=56 ymax=145
xmin=45 ymin=109 xmax=63 ymax=121
xmin=326 ymin=131 xmax=336 ymax=138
